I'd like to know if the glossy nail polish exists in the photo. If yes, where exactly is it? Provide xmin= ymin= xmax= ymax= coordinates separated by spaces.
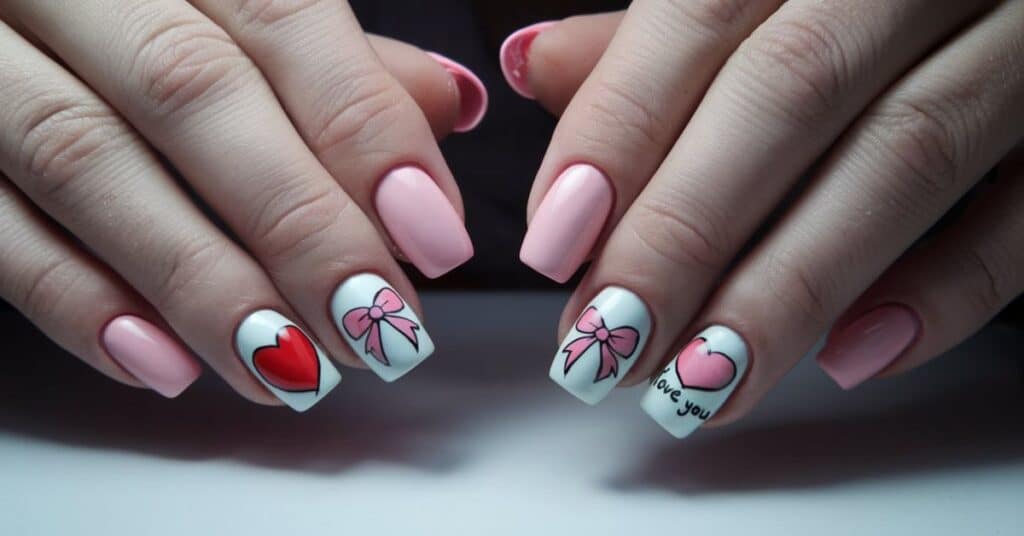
xmin=376 ymin=166 xmax=474 ymax=279
xmin=426 ymin=52 xmax=489 ymax=133
xmin=641 ymin=325 xmax=749 ymax=439
xmin=550 ymin=287 xmax=651 ymax=405
xmin=331 ymin=273 xmax=434 ymax=382
xmin=101 ymin=315 xmax=201 ymax=398
xmin=499 ymin=21 xmax=557 ymax=99
xmin=235 ymin=310 xmax=341 ymax=411
xmin=520 ymin=164 xmax=613 ymax=283
xmin=817 ymin=304 xmax=920 ymax=390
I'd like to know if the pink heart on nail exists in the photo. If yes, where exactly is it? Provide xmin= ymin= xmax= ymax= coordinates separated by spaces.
xmin=675 ymin=337 xmax=737 ymax=391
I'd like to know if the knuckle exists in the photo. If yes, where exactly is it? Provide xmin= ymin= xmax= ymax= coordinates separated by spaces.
xmin=131 ymin=16 xmax=254 ymax=116
xmin=863 ymin=98 xmax=963 ymax=197
xmin=18 ymin=255 xmax=82 ymax=320
xmin=16 ymin=99 xmax=129 ymax=197
xmin=151 ymin=237 xmax=229 ymax=310
xmin=307 ymin=67 xmax=407 ymax=156
xmin=579 ymin=80 xmax=669 ymax=153
xmin=249 ymin=181 xmax=350 ymax=262
xmin=763 ymin=252 xmax=836 ymax=331
xmin=234 ymin=0 xmax=325 ymax=28
xmin=734 ymin=12 xmax=851 ymax=127
xmin=962 ymin=244 xmax=1017 ymax=316
xmin=628 ymin=195 xmax=730 ymax=274
xmin=663 ymin=0 xmax=750 ymax=38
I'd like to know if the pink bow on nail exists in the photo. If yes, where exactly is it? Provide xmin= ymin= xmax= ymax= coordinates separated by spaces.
xmin=562 ymin=306 xmax=640 ymax=382
xmin=342 ymin=288 xmax=419 ymax=366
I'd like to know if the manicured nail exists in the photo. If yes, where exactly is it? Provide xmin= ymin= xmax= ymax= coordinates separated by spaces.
xmin=376 ymin=166 xmax=474 ymax=279
xmin=550 ymin=287 xmax=651 ymax=405
xmin=500 ymin=21 xmax=557 ymax=99
xmin=426 ymin=52 xmax=489 ymax=133
xmin=235 ymin=310 xmax=341 ymax=412
xmin=520 ymin=164 xmax=613 ymax=283
xmin=101 ymin=315 xmax=201 ymax=398
xmin=641 ymin=325 xmax=749 ymax=439
xmin=331 ymin=273 xmax=434 ymax=382
xmin=817 ymin=304 xmax=920 ymax=390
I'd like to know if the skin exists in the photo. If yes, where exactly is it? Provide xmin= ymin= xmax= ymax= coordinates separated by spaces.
xmin=0 ymin=0 xmax=467 ymax=402
xmin=519 ymin=1 xmax=1024 ymax=426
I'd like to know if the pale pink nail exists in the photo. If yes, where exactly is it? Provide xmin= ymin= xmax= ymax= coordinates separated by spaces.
xmin=376 ymin=166 xmax=474 ymax=278
xmin=520 ymin=164 xmax=613 ymax=283
xmin=816 ymin=304 xmax=920 ymax=390
xmin=500 ymin=21 xmax=557 ymax=99
xmin=101 ymin=315 xmax=202 ymax=398
xmin=426 ymin=52 xmax=489 ymax=133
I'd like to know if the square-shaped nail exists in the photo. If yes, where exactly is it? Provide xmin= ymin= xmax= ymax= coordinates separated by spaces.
xmin=375 ymin=166 xmax=474 ymax=279
xmin=641 ymin=325 xmax=749 ymax=439
xmin=520 ymin=164 xmax=613 ymax=283
xmin=331 ymin=273 xmax=435 ymax=382
xmin=550 ymin=287 xmax=651 ymax=405
xmin=235 ymin=310 xmax=341 ymax=411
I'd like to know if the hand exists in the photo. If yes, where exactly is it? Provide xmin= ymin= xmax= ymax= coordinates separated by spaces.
xmin=503 ymin=2 xmax=1024 ymax=437
xmin=0 ymin=0 xmax=486 ymax=408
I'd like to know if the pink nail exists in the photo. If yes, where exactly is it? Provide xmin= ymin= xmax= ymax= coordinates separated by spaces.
xmin=500 ymin=21 xmax=557 ymax=99
xmin=101 ymin=315 xmax=202 ymax=398
xmin=426 ymin=52 xmax=489 ymax=133
xmin=816 ymin=304 xmax=921 ymax=390
xmin=520 ymin=164 xmax=613 ymax=283
xmin=376 ymin=166 xmax=474 ymax=278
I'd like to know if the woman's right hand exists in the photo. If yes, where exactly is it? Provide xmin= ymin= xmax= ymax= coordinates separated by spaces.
xmin=0 ymin=0 xmax=486 ymax=409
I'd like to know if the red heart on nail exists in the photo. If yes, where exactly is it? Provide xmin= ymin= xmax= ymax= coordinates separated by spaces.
xmin=253 ymin=326 xmax=320 ymax=393
xmin=675 ymin=337 xmax=736 ymax=391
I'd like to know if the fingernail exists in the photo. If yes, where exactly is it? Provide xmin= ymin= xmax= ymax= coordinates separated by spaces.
xmin=235 ymin=310 xmax=341 ymax=412
xmin=816 ymin=304 xmax=920 ymax=390
xmin=376 ymin=166 xmax=474 ymax=279
xmin=500 ymin=21 xmax=557 ymax=99
xmin=520 ymin=164 xmax=613 ymax=283
xmin=331 ymin=273 xmax=434 ymax=382
xmin=426 ymin=52 xmax=489 ymax=133
xmin=551 ymin=287 xmax=651 ymax=405
xmin=641 ymin=325 xmax=750 ymax=439
xmin=101 ymin=315 xmax=201 ymax=398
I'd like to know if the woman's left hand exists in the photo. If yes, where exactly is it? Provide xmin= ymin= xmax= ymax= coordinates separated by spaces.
xmin=502 ymin=1 xmax=1024 ymax=438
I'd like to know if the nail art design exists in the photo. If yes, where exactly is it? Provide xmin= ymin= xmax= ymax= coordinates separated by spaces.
xmin=817 ymin=303 xmax=920 ymax=390
xmin=236 ymin=310 xmax=341 ymax=412
xmin=341 ymin=288 xmax=420 ymax=366
xmin=331 ymin=273 xmax=434 ymax=382
xmin=550 ymin=287 xmax=651 ymax=405
xmin=641 ymin=325 xmax=749 ymax=438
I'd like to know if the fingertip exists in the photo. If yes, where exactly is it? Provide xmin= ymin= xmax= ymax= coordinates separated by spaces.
xmin=425 ymin=52 xmax=489 ymax=133
xmin=499 ymin=21 xmax=558 ymax=99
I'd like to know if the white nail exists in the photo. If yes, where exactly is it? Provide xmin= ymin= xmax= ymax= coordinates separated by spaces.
xmin=549 ymin=286 xmax=651 ymax=405
xmin=641 ymin=325 xmax=749 ymax=438
xmin=235 ymin=310 xmax=341 ymax=412
xmin=330 ymin=273 xmax=434 ymax=382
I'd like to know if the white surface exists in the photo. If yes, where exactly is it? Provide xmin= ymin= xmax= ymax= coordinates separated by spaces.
xmin=2 ymin=292 xmax=1023 ymax=535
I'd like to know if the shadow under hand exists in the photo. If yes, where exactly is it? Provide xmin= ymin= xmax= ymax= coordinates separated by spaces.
xmin=614 ymin=329 xmax=1024 ymax=495
xmin=0 ymin=307 xmax=519 ymax=475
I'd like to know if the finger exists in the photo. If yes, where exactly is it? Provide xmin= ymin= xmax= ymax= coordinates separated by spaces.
xmin=11 ymin=0 xmax=437 ymax=384
xmin=0 ymin=177 xmax=201 ymax=397
xmin=820 ymin=147 xmax=1024 ymax=385
xmin=517 ymin=0 xmax=783 ymax=283
xmin=0 ymin=18 xmax=337 ymax=409
xmin=191 ymin=0 xmax=474 ymax=278
xmin=499 ymin=12 xmax=622 ymax=114
xmin=641 ymin=0 xmax=1024 ymax=438
xmin=552 ymin=0 xmax=996 ymax=406
xmin=368 ymin=34 xmax=487 ymax=136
